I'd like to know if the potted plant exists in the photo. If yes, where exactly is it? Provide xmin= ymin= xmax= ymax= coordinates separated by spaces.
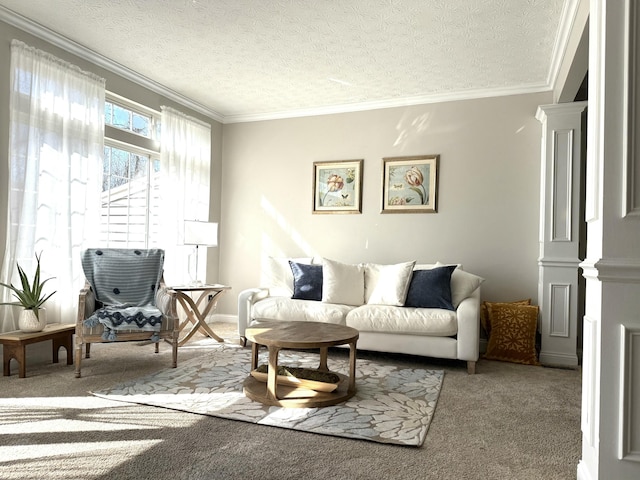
xmin=0 ymin=252 xmax=56 ymax=332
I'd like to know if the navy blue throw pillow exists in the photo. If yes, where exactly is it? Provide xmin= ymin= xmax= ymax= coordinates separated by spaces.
xmin=404 ymin=265 xmax=456 ymax=310
xmin=289 ymin=261 xmax=323 ymax=301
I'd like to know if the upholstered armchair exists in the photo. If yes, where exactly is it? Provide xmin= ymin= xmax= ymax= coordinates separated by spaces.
xmin=75 ymin=248 xmax=179 ymax=378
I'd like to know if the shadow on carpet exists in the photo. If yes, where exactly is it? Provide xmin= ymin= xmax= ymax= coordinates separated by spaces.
xmin=93 ymin=343 xmax=443 ymax=447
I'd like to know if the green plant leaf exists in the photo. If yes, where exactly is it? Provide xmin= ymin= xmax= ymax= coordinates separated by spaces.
xmin=0 ymin=252 xmax=56 ymax=309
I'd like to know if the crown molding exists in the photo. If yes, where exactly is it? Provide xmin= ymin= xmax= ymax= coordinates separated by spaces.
xmin=224 ymin=83 xmax=552 ymax=124
xmin=547 ymin=0 xmax=583 ymax=90
xmin=0 ymin=6 xmax=225 ymax=124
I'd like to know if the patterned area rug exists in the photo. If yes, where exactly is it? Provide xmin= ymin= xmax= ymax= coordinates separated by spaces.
xmin=93 ymin=343 xmax=444 ymax=447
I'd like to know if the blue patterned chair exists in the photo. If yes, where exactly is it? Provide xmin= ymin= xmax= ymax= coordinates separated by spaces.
xmin=75 ymin=248 xmax=179 ymax=378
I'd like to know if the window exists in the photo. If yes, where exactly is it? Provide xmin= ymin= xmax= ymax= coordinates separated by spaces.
xmin=105 ymin=99 xmax=155 ymax=138
xmin=101 ymin=93 xmax=161 ymax=248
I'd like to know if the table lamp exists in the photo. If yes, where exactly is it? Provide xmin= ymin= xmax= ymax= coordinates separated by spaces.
xmin=183 ymin=220 xmax=218 ymax=286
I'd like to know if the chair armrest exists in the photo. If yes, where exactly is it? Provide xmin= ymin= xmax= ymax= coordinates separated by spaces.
xmin=156 ymin=281 xmax=179 ymax=331
xmin=456 ymin=287 xmax=481 ymax=361
xmin=77 ymin=281 xmax=96 ymax=325
xmin=237 ymin=288 xmax=270 ymax=338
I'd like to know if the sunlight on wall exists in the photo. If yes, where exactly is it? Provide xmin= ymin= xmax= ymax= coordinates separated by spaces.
xmin=394 ymin=112 xmax=433 ymax=148
xmin=258 ymin=195 xmax=324 ymax=286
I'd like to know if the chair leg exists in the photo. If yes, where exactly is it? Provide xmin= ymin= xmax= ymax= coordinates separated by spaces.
xmin=85 ymin=342 xmax=91 ymax=359
xmin=172 ymin=333 xmax=178 ymax=368
xmin=75 ymin=342 xmax=82 ymax=378
xmin=155 ymin=342 xmax=159 ymax=353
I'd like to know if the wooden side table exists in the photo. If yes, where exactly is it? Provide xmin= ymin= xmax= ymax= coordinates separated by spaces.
xmin=0 ymin=323 xmax=75 ymax=378
xmin=172 ymin=284 xmax=231 ymax=346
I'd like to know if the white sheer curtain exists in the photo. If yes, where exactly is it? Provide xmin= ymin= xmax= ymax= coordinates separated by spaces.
xmin=159 ymin=106 xmax=211 ymax=286
xmin=0 ymin=40 xmax=105 ymax=332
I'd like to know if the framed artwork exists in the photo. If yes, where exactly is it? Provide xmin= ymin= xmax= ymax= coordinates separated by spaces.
xmin=313 ymin=159 xmax=363 ymax=214
xmin=381 ymin=155 xmax=439 ymax=213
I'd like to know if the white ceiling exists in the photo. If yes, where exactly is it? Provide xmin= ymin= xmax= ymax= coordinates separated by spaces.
xmin=0 ymin=0 xmax=574 ymax=123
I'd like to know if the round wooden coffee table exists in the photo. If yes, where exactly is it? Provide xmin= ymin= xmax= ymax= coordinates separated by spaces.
xmin=243 ymin=321 xmax=359 ymax=408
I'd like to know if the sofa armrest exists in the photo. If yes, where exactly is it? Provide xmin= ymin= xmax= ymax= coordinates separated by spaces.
xmin=456 ymin=287 xmax=481 ymax=363
xmin=237 ymin=288 xmax=270 ymax=341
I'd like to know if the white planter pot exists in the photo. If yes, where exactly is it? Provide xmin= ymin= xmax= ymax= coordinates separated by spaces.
xmin=18 ymin=308 xmax=47 ymax=332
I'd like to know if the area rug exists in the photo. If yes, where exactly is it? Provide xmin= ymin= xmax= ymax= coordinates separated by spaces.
xmin=93 ymin=343 xmax=444 ymax=447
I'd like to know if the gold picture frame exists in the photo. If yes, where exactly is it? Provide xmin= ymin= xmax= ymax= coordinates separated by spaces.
xmin=313 ymin=159 xmax=363 ymax=214
xmin=381 ymin=155 xmax=439 ymax=213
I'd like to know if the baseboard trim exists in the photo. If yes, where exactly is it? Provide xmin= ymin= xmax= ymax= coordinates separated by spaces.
xmin=539 ymin=351 xmax=579 ymax=367
xmin=210 ymin=314 xmax=237 ymax=324
xmin=576 ymin=460 xmax=592 ymax=480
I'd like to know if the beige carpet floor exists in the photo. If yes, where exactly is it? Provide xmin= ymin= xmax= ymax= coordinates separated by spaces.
xmin=0 ymin=322 xmax=582 ymax=480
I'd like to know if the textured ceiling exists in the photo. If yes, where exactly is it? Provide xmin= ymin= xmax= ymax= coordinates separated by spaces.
xmin=0 ymin=0 xmax=571 ymax=122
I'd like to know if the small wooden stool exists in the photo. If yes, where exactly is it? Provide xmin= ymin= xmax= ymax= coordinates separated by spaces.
xmin=0 ymin=323 xmax=75 ymax=378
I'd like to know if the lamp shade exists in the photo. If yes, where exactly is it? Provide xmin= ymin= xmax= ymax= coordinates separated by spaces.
xmin=183 ymin=220 xmax=218 ymax=247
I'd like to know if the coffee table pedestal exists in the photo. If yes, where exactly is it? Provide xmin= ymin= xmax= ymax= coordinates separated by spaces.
xmin=243 ymin=369 xmax=355 ymax=408
xmin=243 ymin=321 xmax=358 ymax=408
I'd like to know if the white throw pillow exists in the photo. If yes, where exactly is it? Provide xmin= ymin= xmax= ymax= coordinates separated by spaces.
xmin=321 ymin=258 xmax=365 ymax=306
xmin=365 ymin=261 xmax=416 ymax=306
xmin=413 ymin=263 xmax=437 ymax=270
xmin=435 ymin=261 xmax=485 ymax=308
xmin=263 ymin=257 xmax=313 ymax=297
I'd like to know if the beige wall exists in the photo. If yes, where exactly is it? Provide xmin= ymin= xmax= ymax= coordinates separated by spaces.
xmin=218 ymin=91 xmax=552 ymax=315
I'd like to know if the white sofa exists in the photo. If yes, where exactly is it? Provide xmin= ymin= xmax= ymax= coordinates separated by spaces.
xmin=237 ymin=258 xmax=484 ymax=374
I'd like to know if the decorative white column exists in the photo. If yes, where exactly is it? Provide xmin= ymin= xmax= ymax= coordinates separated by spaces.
xmin=577 ymin=1 xmax=640 ymax=479
xmin=536 ymin=101 xmax=587 ymax=367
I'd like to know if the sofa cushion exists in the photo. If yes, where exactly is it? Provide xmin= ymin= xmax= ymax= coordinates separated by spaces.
xmin=263 ymin=257 xmax=315 ymax=297
xmin=435 ymin=262 xmax=485 ymax=308
xmin=481 ymin=298 xmax=531 ymax=337
xmin=484 ymin=303 xmax=540 ymax=365
xmin=289 ymin=261 xmax=323 ymax=301
xmin=321 ymin=258 xmax=365 ymax=306
xmin=365 ymin=261 xmax=416 ymax=306
xmin=252 ymin=296 xmax=351 ymax=325
xmin=405 ymin=265 xmax=456 ymax=310
xmin=346 ymin=304 xmax=457 ymax=336
xmin=413 ymin=263 xmax=438 ymax=270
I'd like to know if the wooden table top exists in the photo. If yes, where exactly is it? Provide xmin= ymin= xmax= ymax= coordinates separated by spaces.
xmin=170 ymin=284 xmax=231 ymax=292
xmin=246 ymin=321 xmax=359 ymax=349
xmin=0 ymin=323 xmax=75 ymax=341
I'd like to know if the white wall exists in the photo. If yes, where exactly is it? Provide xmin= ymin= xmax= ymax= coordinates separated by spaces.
xmin=217 ymin=92 xmax=552 ymax=315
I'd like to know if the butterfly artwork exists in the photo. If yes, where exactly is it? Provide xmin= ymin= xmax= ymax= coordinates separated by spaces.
xmin=312 ymin=159 xmax=363 ymax=214
xmin=382 ymin=155 xmax=439 ymax=213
